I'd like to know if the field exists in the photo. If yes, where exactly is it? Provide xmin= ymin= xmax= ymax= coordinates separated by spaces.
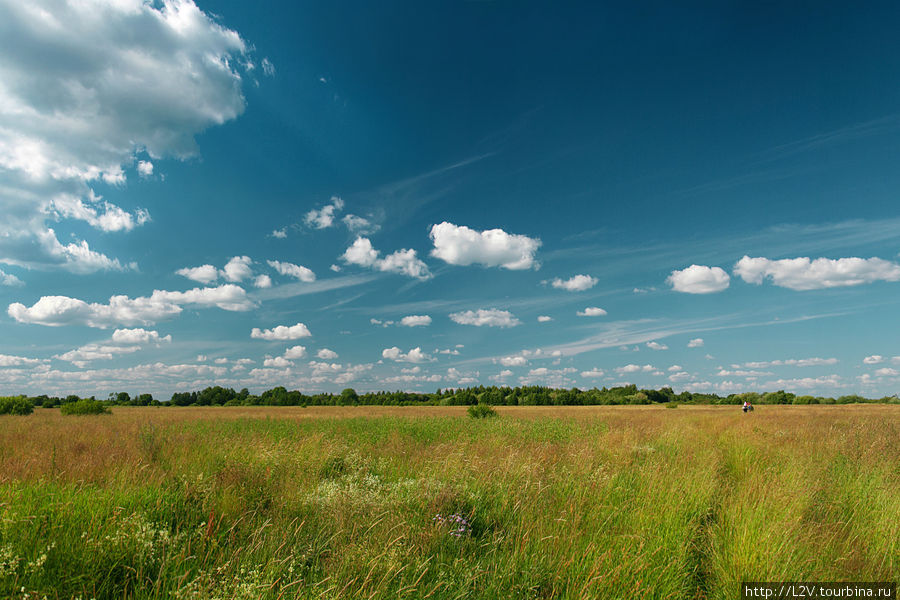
xmin=0 ymin=405 xmax=897 ymax=599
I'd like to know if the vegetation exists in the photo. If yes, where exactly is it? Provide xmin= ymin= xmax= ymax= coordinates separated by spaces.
xmin=0 ymin=405 xmax=896 ymax=599
xmin=0 ymin=396 xmax=33 ymax=415
xmin=12 ymin=385 xmax=899 ymax=412
xmin=59 ymin=398 xmax=111 ymax=415
xmin=467 ymin=402 xmax=499 ymax=418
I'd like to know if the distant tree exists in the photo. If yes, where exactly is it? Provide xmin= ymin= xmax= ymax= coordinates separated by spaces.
xmin=339 ymin=388 xmax=359 ymax=405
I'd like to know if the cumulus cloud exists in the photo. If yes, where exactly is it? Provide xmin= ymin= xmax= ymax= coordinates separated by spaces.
xmin=221 ymin=256 xmax=252 ymax=283
xmin=449 ymin=308 xmax=520 ymax=328
xmin=270 ymin=228 xmax=287 ymax=239
xmin=734 ymin=255 xmax=900 ymax=290
xmin=56 ymin=327 xmax=171 ymax=366
xmin=874 ymin=367 xmax=899 ymax=377
xmin=253 ymin=274 xmax=272 ymax=288
xmin=577 ymin=307 xmax=607 ymax=317
xmin=317 ymin=348 xmax=338 ymax=359
xmin=111 ymin=328 xmax=171 ymax=345
xmin=0 ymin=354 xmax=47 ymax=368
xmin=382 ymin=346 xmax=432 ymax=363
xmin=341 ymin=237 xmax=431 ymax=280
xmin=267 ymin=260 xmax=315 ymax=282
xmin=400 ymin=315 xmax=432 ymax=327
xmin=581 ymin=368 xmax=605 ymax=378
xmin=667 ymin=265 xmax=730 ymax=294
xmin=305 ymin=197 xmax=344 ymax=229
xmin=551 ymin=274 xmax=597 ymax=292
xmin=0 ymin=0 xmax=258 ymax=273
xmin=537 ymin=315 xmax=552 ymax=323
xmin=8 ymin=284 xmax=253 ymax=328
xmin=687 ymin=338 xmax=704 ymax=348
xmin=137 ymin=161 xmax=154 ymax=177
xmin=863 ymin=355 xmax=884 ymax=365
xmin=615 ymin=364 xmax=657 ymax=374
xmin=176 ymin=264 xmax=219 ymax=284
xmin=283 ymin=345 xmax=307 ymax=359
xmin=250 ymin=322 xmax=312 ymax=340
xmin=499 ymin=355 xmax=528 ymax=367
xmin=263 ymin=356 xmax=293 ymax=368
xmin=429 ymin=222 xmax=541 ymax=270
xmin=0 ymin=269 xmax=23 ymax=287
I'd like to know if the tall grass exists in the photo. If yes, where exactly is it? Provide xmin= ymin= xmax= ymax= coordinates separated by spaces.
xmin=0 ymin=405 xmax=896 ymax=598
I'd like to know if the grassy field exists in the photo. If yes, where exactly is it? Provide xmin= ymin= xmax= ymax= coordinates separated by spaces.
xmin=0 ymin=405 xmax=896 ymax=599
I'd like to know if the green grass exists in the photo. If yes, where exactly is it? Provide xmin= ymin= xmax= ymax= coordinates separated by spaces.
xmin=0 ymin=406 xmax=896 ymax=599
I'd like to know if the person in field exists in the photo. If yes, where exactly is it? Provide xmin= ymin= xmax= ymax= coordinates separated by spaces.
xmin=742 ymin=400 xmax=753 ymax=413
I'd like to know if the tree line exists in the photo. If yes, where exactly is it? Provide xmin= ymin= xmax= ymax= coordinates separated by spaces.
xmin=4 ymin=384 xmax=898 ymax=412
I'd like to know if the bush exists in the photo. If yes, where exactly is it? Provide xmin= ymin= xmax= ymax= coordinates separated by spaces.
xmin=467 ymin=403 xmax=498 ymax=419
xmin=0 ymin=396 xmax=33 ymax=415
xmin=60 ymin=399 xmax=111 ymax=415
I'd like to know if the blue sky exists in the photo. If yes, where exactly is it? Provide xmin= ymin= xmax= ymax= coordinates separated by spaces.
xmin=3 ymin=0 xmax=900 ymax=398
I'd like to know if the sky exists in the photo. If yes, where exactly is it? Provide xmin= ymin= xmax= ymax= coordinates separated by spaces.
xmin=3 ymin=0 xmax=900 ymax=398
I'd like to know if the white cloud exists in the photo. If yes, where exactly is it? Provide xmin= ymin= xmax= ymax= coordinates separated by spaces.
xmin=111 ymin=328 xmax=171 ymax=345
xmin=551 ymin=274 xmax=597 ymax=292
xmin=400 ymin=315 xmax=431 ymax=327
xmin=615 ymin=364 xmax=656 ymax=374
xmin=250 ymin=323 xmax=312 ymax=341
xmin=342 ymin=214 xmax=378 ymax=234
xmin=0 ymin=0 xmax=255 ymax=273
xmin=137 ymin=161 xmax=154 ymax=177
xmin=382 ymin=346 xmax=432 ymax=363
xmin=734 ymin=255 xmax=900 ymax=290
xmin=305 ymin=197 xmax=344 ymax=229
xmin=449 ymin=308 xmax=520 ymax=328
xmin=283 ymin=345 xmax=307 ymax=359
xmin=270 ymin=228 xmax=287 ymax=239
xmin=763 ymin=375 xmax=844 ymax=390
xmin=429 ymin=222 xmax=541 ymax=270
xmin=264 ymin=356 xmax=292 ymax=368
xmin=0 ymin=269 xmax=23 ymax=287
xmin=667 ymin=265 xmax=730 ymax=294
xmin=0 ymin=354 xmax=47 ymax=368
xmin=176 ymin=264 xmax=219 ymax=284
xmin=687 ymin=338 xmax=704 ymax=348
xmin=499 ymin=356 xmax=528 ymax=367
xmin=646 ymin=341 xmax=668 ymax=351
xmin=863 ymin=355 xmax=884 ymax=364
xmin=57 ymin=343 xmax=141 ymax=366
xmin=253 ymin=274 xmax=272 ymax=288
xmin=8 ymin=284 xmax=253 ymax=328
xmin=667 ymin=365 xmax=682 ymax=372
xmin=267 ymin=260 xmax=315 ymax=282
xmin=56 ymin=327 xmax=171 ymax=366
xmin=537 ymin=315 xmax=552 ymax=322
xmin=739 ymin=358 xmax=838 ymax=369
xmin=668 ymin=371 xmax=692 ymax=383
xmin=581 ymin=368 xmax=605 ymax=378
xmin=317 ymin=348 xmax=338 ymax=359
xmin=577 ymin=307 xmax=607 ymax=317
xmin=341 ymin=237 xmax=431 ymax=280
xmin=874 ymin=367 xmax=899 ymax=377
xmin=221 ymin=256 xmax=252 ymax=283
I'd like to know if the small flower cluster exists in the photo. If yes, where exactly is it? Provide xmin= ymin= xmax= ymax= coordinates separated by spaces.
xmin=433 ymin=513 xmax=470 ymax=537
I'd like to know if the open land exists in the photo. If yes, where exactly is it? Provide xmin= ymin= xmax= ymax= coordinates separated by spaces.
xmin=0 ymin=405 xmax=897 ymax=599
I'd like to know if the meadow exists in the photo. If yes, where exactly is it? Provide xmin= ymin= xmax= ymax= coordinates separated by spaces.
xmin=0 ymin=405 xmax=896 ymax=599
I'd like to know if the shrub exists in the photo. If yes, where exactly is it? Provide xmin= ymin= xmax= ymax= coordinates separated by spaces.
xmin=60 ymin=398 xmax=111 ymax=415
xmin=467 ymin=403 xmax=498 ymax=419
xmin=0 ymin=396 xmax=33 ymax=415
xmin=664 ymin=402 xmax=679 ymax=409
